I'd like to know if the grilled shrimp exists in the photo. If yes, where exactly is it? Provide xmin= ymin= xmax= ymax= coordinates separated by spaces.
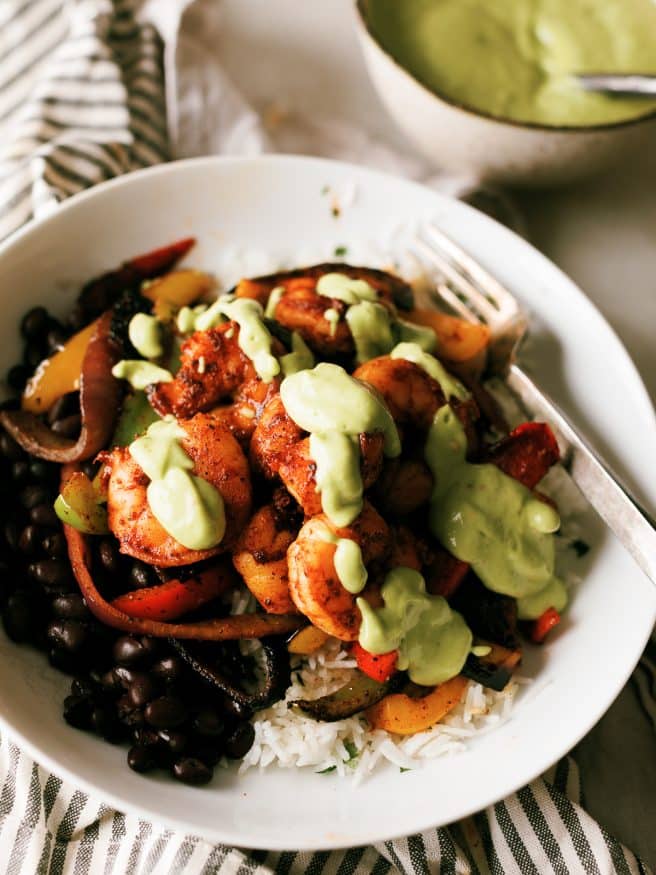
xmin=148 ymin=324 xmax=284 ymax=425
xmin=232 ymin=491 xmax=302 ymax=615
xmin=287 ymin=502 xmax=390 ymax=640
xmin=236 ymin=263 xmax=412 ymax=359
xmin=354 ymin=355 xmax=480 ymax=448
xmin=249 ymin=394 xmax=384 ymax=516
xmin=103 ymin=414 xmax=252 ymax=567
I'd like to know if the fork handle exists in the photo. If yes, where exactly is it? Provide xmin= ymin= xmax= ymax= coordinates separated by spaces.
xmin=507 ymin=364 xmax=656 ymax=585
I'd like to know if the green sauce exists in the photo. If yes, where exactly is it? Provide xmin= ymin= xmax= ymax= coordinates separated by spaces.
xmin=112 ymin=361 xmax=173 ymax=391
xmin=265 ymin=286 xmax=285 ymax=319
xmin=391 ymin=342 xmax=469 ymax=401
xmin=280 ymin=332 xmax=315 ymax=377
xmin=316 ymin=273 xmax=379 ymax=304
xmin=280 ymin=363 xmax=401 ymax=525
xmin=128 ymin=313 xmax=164 ymax=359
xmin=129 ymin=418 xmax=225 ymax=550
xmin=177 ymin=304 xmax=207 ymax=334
xmin=396 ymin=319 xmax=438 ymax=353
xmin=346 ymin=301 xmax=395 ymax=364
xmin=324 ymin=307 xmax=340 ymax=337
xmin=366 ymin=0 xmax=656 ymax=127
xmin=321 ymin=526 xmax=368 ymax=594
xmin=192 ymin=296 xmax=280 ymax=383
xmin=426 ymin=405 xmax=567 ymax=619
xmin=357 ymin=567 xmax=472 ymax=685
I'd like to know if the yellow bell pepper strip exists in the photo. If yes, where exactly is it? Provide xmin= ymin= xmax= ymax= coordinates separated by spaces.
xmin=54 ymin=469 xmax=108 ymax=534
xmin=365 ymin=675 xmax=468 ymax=735
xmin=142 ymin=270 xmax=213 ymax=321
xmin=403 ymin=308 xmax=490 ymax=375
xmin=287 ymin=625 xmax=330 ymax=655
xmin=0 ymin=311 xmax=122 ymax=462
xmin=21 ymin=319 xmax=99 ymax=414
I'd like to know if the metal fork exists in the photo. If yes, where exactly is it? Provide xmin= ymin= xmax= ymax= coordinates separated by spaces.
xmin=411 ymin=224 xmax=656 ymax=585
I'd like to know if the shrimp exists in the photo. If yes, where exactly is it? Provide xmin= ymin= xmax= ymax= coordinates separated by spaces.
xmin=354 ymin=355 xmax=480 ymax=447
xmin=148 ymin=324 xmax=284 ymax=426
xmin=249 ymin=394 xmax=384 ymax=516
xmin=232 ymin=490 xmax=303 ymax=614
xmin=103 ymin=413 xmax=252 ymax=567
xmin=236 ymin=263 xmax=411 ymax=359
xmin=373 ymin=458 xmax=434 ymax=517
xmin=287 ymin=502 xmax=391 ymax=640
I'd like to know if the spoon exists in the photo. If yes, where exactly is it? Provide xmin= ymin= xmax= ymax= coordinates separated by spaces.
xmin=575 ymin=74 xmax=656 ymax=96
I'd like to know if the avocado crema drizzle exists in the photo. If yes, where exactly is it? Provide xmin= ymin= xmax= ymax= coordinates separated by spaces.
xmin=110 ymin=275 xmax=566 ymax=686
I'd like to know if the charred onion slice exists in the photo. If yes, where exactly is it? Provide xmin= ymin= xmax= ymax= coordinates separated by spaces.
xmin=64 ymin=518 xmax=303 ymax=640
xmin=1 ymin=311 xmax=121 ymax=462
xmin=169 ymin=637 xmax=291 ymax=711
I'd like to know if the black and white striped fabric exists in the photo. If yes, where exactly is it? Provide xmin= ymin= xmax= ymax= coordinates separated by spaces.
xmin=0 ymin=2 xmax=654 ymax=873
xmin=0 ymin=735 xmax=649 ymax=875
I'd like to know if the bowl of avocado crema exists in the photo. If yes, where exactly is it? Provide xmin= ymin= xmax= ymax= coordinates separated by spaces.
xmin=355 ymin=0 xmax=656 ymax=186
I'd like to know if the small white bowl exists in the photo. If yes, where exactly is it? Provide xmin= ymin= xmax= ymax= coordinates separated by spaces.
xmin=354 ymin=1 xmax=656 ymax=187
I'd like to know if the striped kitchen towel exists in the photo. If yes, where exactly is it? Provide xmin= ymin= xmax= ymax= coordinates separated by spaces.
xmin=0 ymin=1 xmax=654 ymax=874
xmin=0 ymin=732 xmax=649 ymax=875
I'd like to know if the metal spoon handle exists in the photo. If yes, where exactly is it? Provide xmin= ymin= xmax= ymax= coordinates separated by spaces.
xmin=576 ymin=74 xmax=656 ymax=96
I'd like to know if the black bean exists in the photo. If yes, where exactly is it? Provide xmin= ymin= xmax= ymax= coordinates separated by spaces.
xmin=132 ymin=727 xmax=160 ymax=748
xmin=113 ymin=636 xmax=146 ymax=667
xmin=128 ymin=745 xmax=158 ymax=773
xmin=21 ymin=307 xmax=50 ymax=341
xmin=30 ymin=503 xmax=59 ymax=528
xmin=91 ymin=706 xmax=123 ymax=742
xmin=129 ymin=562 xmax=152 ymax=589
xmin=11 ymin=461 xmax=30 ymax=484
xmin=144 ymin=696 xmax=187 ymax=730
xmin=100 ymin=669 xmax=123 ymax=693
xmin=52 ymin=594 xmax=89 ymax=620
xmin=6 ymin=365 xmax=30 ymax=393
xmin=172 ymin=757 xmax=212 ymax=786
xmin=3 ymin=521 xmax=20 ymax=552
xmin=80 ymin=461 xmax=97 ymax=480
xmin=71 ymin=677 xmax=97 ymax=698
xmin=47 ymin=619 xmax=89 ymax=653
xmin=112 ymin=665 xmax=141 ymax=688
xmin=51 ymin=414 xmax=81 ymax=438
xmin=48 ymin=647 xmax=77 ymax=674
xmin=192 ymin=741 xmax=224 ymax=767
xmin=20 ymin=484 xmax=50 ymax=510
xmin=224 ymin=722 xmax=255 ymax=759
xmin=97 ymin=539 xmax=119 ymax=572
xmin=0 ymin=432 xmax=25 ymax=462
xmin=18 ymin=525 xmax=41 ymax=555
xmin=29 ymin=460 xmax=54 ymax=482
xmin=151 ymin=655 xmax=184 ymax=684
xmin=47 ymin=393 xmax=79 ymax=426
xmin=138 ymin=636 xmax=160 ymax=662
xmin=128 ymin=674 xmax=157 ymax=708
xmin=221 ymin=697 xmax=253 ymax=723
xmin=2 ymin=592 xmax=32 ymax=642
xmin=193 ymin=710 xmax=224 ymax=738
xmin=42 ymin=532 xmax=66 ymax=558
xmin=66 ymin=305 xmax=86 ymax=332
xmin=158 ymin=729 xmax=187 ymax=755
xmin=46 ymin=328 xmax=68 ymax=354
xmin=28 ymin=559 xmax=71 ymax=588
xmin=116 ymin=694 xmax=144 ymax=728
xmin=63 ymin=694 xmax=93 ymax=730
xmin=24 ymin=342 xmax=46 ymax=371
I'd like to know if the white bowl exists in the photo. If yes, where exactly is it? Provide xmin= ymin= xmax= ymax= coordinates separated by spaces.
xmin=354 ymin=2 xmax=656 ymax=187
xmin=0 ymin=156 xmax=654 ymax=849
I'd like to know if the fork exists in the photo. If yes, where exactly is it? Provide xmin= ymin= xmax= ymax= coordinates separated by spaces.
xmin=411 ymin=224 xmax=656 ymax=585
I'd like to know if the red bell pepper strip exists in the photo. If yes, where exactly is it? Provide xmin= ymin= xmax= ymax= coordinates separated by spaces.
xmin=111 ymin=566 xmax=233 ymax=621
xmin=425 ymin=546 xmax=469 ymax=599
xmin=485 ymin=422 xmax=560 ymax=489
xmin=352 ymin=642 xmax=398 ymax=683
xmin=127 ymin=237 xmax=196 ymax=278
xmin=530 ymin=607 xmax=561 ymax=643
